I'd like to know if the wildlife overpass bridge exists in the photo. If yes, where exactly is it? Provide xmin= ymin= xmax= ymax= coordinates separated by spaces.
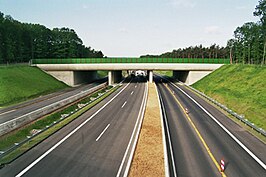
xmin=31 ymin=58 xmax=230 ymax=86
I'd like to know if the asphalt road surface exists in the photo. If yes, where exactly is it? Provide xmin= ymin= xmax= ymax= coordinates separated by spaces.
xmin=156 ymin=77 xmax=266 ymax=177
xmin=0 ymin=77 xmax=147 ymax=177
xmin=0 ymin=79 xmax=106 ymax=125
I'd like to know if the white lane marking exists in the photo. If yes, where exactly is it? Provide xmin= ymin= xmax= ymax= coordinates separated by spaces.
xmin=0 ymin=84 xmax=106 ymax=127
xmin=96 ymin=124 xmax=110 ymax=142
xmin=155 ymin=85 xmax=170 ymax=177
xmin=121 ymin=101 xmax=127 ymax=108
xmin=15 ymin=82 xmax=131 ymax=177
xmin=116 ymin=82 xmax=148 ymax=177
xmin=131 ymin=91 xmax=134 ymax=95
xmin=0 ymin=109 xmax=16 ymax=116
xmin=171 ymin=82 xmax=266 ymax=170
xmin=135 ymin=85 xmax=137 ymax=88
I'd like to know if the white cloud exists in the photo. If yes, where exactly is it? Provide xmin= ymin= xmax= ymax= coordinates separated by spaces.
xmin=82 ymin=5 xmax=88 ymax=9
xmin=118 ymin=28 xmax=129 ymax=33
xmin=236 ymin=6 xmax=247 ymax=10
xmin=204 ymin=26 xmax=221 ymax=35
xmin=169 ymin=0 xmax=196 ymax=8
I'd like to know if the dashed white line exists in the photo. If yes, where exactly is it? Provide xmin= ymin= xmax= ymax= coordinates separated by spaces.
xmin=135 ymin=85 xmax=137 ymax=88
xmin=121 ymin=101 xmax=127 ymax=108
xmin=15 ymin=82 xmax=131 ymax=177
xmin=96 ymin=124 xmax=110 ymax=142
xmin=131 ymin=91 xmax=134 ymax=95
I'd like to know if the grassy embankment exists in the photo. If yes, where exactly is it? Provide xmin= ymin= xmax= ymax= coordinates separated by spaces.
xmin=0 ymin=66 xmax=68 ymax=107
xmin=192 ymin=64 xmax=266 ymax=130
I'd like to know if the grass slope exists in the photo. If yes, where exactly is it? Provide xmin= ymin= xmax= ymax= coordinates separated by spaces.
xmin=192 ymin=64 xmax=266 ymax=130
xmin=0 ymin=66 xmax=68 ymax=107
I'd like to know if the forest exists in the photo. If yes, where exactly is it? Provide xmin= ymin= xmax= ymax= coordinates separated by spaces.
xmin=0 ymin=12 xmax=103 ymax=64
xmin=0 ymin=0 xmax=265 ymax=65
xmin=142 ymin=0 xmax=266 ymax=65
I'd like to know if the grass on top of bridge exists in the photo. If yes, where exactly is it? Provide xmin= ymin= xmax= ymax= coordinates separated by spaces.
xmin=31 ymin=58 xmax=230 ymax=64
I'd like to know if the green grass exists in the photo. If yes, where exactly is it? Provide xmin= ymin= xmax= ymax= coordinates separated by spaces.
xmin=0 ymin=66 xmax=68 ymax=107
xmin=31 ymin=58 xmax=230 ymax=64
xmin=97 ymin=70 xmax=108 ymax=78
xmin=0 ymin=85 xmax=119 ymax=164
xmin=154 ymin=70 xmax=173 ymax=77
xmin=192 ymin=64 xmax=266 ymax=130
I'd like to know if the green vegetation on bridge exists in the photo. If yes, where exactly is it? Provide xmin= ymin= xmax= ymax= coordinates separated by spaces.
xmin=31 ymin=58 xmax=230 ymax=64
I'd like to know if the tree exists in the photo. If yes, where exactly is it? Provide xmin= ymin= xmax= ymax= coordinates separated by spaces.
xmin=254 ymin=0 xmax=266 ymax=64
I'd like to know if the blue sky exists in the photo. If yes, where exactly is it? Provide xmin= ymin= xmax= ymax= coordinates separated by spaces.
xmin=0 ymin=0 xmax=259 ymax=57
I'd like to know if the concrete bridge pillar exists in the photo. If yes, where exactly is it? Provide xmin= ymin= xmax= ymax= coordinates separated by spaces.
xmin=148 ymin=70 xmax=153 ymax=83
xmin=108 ymin=71 xmax=122 ymax=85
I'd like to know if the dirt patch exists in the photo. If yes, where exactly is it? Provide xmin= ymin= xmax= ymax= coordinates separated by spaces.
xmin=129 ymin=83 xmax=165 ymax=177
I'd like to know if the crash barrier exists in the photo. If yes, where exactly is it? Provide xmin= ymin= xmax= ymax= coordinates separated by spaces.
xmin=0 ymin=83 xmax=107 ymax=136
xmin=0 ymin=83 xmax=113 ymax=161
xmin=185 ymin=83 xmax=266 ymax=137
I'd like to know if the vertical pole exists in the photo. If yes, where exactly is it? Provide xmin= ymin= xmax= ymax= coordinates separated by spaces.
xmin=108 ymin=71 xmax=113 ymax=85
xmin=149 ymin=70 xmax=153 ymax=83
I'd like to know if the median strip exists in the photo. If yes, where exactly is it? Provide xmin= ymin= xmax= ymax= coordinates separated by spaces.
xmin=129 ymin=83 xmax=165 ymax=177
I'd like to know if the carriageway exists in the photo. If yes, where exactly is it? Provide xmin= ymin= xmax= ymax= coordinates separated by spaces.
xmin=31 ymin=58 xmax=230 ymax=86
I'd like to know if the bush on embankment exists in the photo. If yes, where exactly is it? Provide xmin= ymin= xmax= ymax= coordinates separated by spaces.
xmin=0 ymin=66 xmax=68 ymax=107
xmin=192 ymin=64 xmax=266 ymax=130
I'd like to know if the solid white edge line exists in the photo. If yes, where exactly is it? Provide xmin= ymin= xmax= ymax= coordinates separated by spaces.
xmin=116 ymin=81 xmax=148 ymax=177
xmin=157 ymin=86 xmax=178 ymax=177
xmin=170 ymin=82 xmax=266 ymax=170
xmin=0 ymin=109 xmax=16 ymax=116
xmin=96 ymin=124 xmax=110 ymax=142
xmin=15 ymin=82 xmax=131 ymax=177
xmin=155 ymin=84 xmax=170 ymax=177
xmin=122 ymin=82 xmax=148 ymax=177
xmin=121 ymin=101 xmax=127 ymax=108
xmin=1 ymin=83 xmax=106 ymax=127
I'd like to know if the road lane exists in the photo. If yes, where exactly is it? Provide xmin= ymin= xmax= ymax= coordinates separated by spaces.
xmin=0 ymin=78 xmax=147 ymax=177
xmin=0 ymin=81 xmax=106 ymax=125
xmin=156 ymin=79 xmax=220 ymax=177
xmin=165 ymin=79 xmax=266 ymax=176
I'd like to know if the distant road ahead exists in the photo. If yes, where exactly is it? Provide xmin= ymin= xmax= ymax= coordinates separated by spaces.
xmin=0 ymin=77 xmax=147 ymax=177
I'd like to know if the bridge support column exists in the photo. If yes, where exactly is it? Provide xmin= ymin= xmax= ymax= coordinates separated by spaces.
xmin=148 ymin=70 xmax=153 ymax=83
xmin=173 ymin=70 xmax=211 ymax=85
xmin=108 ymin=71 xmax=122 ymax=85
xmin=47 ymin=71 xmax=97 ymax=86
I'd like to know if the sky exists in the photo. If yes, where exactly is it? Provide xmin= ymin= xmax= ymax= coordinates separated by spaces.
xmin=0 ymin=0 xmax=259 ymax=57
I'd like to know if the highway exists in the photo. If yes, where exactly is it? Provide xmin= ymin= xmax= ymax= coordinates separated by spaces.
xmin=0 ymin=79 xmax=106 ymax=125
xmin=156 ymin=77 xmax=266 ymax=177
xmin=0 ymin=77 xmax=147 ymax=177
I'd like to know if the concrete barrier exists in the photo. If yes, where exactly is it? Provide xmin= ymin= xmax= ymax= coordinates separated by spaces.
xmin=0 ymin=83 xmax=107 ymax=136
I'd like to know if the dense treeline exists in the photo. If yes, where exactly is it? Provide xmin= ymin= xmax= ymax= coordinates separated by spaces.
xmin=0 ymin=12 xmax=103 ymax=64
xmin=141 ymin=44 xmax=229 ymax=59
xmin=142 ymin=0 xmax=266 ymax=65
xmin=227 ymin=0 xmax=266 ymax=64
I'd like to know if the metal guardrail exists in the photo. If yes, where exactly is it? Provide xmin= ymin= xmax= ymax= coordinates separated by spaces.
xmin=185 ymin=84 xmax=266 ymax=137
xmin=31 ymin=58 xmax=230 ymax=64
xmin=0 ymin=84 xmax=116 ymax=161
xmin=0 ymin=83 xmax=107 ymax=136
